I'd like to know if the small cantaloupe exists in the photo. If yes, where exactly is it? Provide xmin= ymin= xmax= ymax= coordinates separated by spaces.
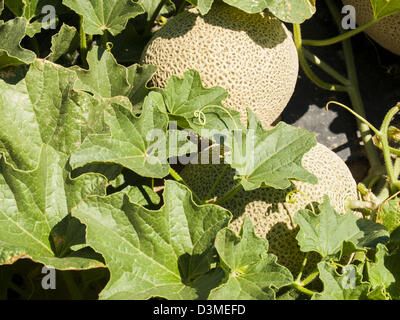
xmin=342 ymin=0 xmax=400 ymax=56
xmin=180 ymin=143 xmax=359 ymax=275
xmin=141 ymin=1 xmax=299 ymax=129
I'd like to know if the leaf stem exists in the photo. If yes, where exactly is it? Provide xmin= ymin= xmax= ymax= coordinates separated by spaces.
xmin=177 ymin=0 xmax=187 ymax=14
xmin=325 ymin=0 xmax=383 ymax=174
xmin=144 ymin=0 xmax=168 ymax=38
xmin=345 ymin=199 xmax=376 ymax=211
xmin=295 ymin=252 xmax=309 ymax=283
xmin=380 ymin=105 xmax=400 ymax=189
xmin=300 ymin=269 xmax=319 ymax=287
xmin=292 ymin=24 xmax=347 ymax=92
xmin=79 ymin=15 xmax=88 ymax=68
xmin=302 ymin=18 xmax=378 ymax=47
xmin=290 ymin=282 xmax=316 ymax=297
xmin=214 ymin=182 xmax=243 ymax=205
xmin=303 ymin=48 xmax=350 ymax=85
xmin=394 ymin=157 xmax=400 ymax=179
xmin=101 ymin=30 xmax=109 ymax=49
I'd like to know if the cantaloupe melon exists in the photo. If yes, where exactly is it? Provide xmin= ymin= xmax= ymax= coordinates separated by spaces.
xmin=141 ymin=1 xmax=299 ymax=129
xmin=180 ymin=143 xmax=359 ymax=275
xmin=342 ymin=0 xmax=400 ymax=56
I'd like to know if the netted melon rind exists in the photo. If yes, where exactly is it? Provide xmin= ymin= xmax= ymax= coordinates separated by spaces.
xmin=180 ymin=143 xmax=359 ymax=275
xmin=141 ymin=2 xmax=299 ymax=128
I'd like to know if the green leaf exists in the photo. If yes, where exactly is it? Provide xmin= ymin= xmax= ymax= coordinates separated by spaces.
xmin=367 ymin=285 xmax=390 ymax=300
xmin=126 ymin=63 xmax=157 ymax=112
xmin=384 ymin=246 xmax=400 ymax=300
xmin=47 ymin=23 xmax=79 ymax=63
xmin=107 ymin=171 xmax=161 ymax=207
xmin=370 ymin=0 xmax=400 ymax=19
xmin=4 ymin=0 xmax=62 ymax=20
xmin=227 ymin=112 xmax=318 ymax=191
xmin=126 ymin=184 xmax=160 ymax=206
xmin=70 ymin=91 xmax=193 ymax=178
xmin=5 ymin=0 xmax=37 ymax=20
xmin=25 ymin=19 xmax=43 ymax=37
xmin=0 ymin=146 xmax=106 ymax=270
xmin=138 ymin=0 xmax=175 ymax=22
xmin=72 ymin=46 xmax=156 ymax=110
xmin=0 ymin=60 xmax=125 ymax=270
xmin=108 ymin=21 xmax=148 ymax=64
xmin=5 ymin=0 xmax=64 ymax=37
xmin=185 ymin=0 xmax=213 ymax=15
xmin=377 ymin=198 xmax=400 ymax=233
xmin=209 ymin=218 xmax=293 ymax=300
xmin=62 ymin=0 xmax=145 ymax=36
xmin=187 ymin=0 xmax=316 ymax=23
xmin=71 ymin=46 xmax=131 ymax=98
xmin=162 ymin=69 xmax=243 ymax=140
xmin=160 ymin=70 xmax=316 ymax=192
xmin=366 ymin=243 xmax=395 ymax=298
xmin=0 ymin=1 xmax=3 ymax=15
xmin=0 ymin=59 xmax=113 ymax=171
xmin=390 ymin=227 xmax=400 ymax=244
xmin=312 ymin=262 xmax=370 ymax=300
xmin=163 ymin=69 xmax=228 ymax=120
xmin=294 ymin=196 xmax=389 ymax=258
xmin=72 ymin=180 xmax=232 ymax=300
xmin=0 ymin=18 xmax=36 ymax=68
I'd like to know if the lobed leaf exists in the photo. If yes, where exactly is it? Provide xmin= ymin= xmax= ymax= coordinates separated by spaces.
xmin=370 ymin=0 xmax=400 ymax=19
xmin=5 ymin=0 xmax=65 ymax=37
xmin=187 ymin=0 xmax=316 ymax=23
xmin=138 ymin=0 xmax=175 ymax=22
xmin=377 ymin=198 xmax=400 ymax=233
xmin=227 ymin=111 xmax=317 ymax=191
xmin=47 ymin=23 xmax=79 ymax=63
xmin=163 ymin=69 xmax=228 ymax=120
xmin=0 ymin=59 xmax=126 ymax=270
xmin=70 ymin=91 xmax=196 ymax=178
xmin=294 ymin=196 xmax=389 ymax=258
xmin=209 ymin=218 xmax=293 ymax=300
xmin=162 ymin=69 xmax=242 ymax=140
xmin=160 ymin=70 xmax=317 ymax=191
xmin=366 ymin=243 xmax=395 ymax=299
xmin=312 ymin=262 xmax=370 ymax=300
xmin=72 ymin=46 xmax=156 ymax=109
xmin=62 ymin=0 xmax=144 ymax=36
xmin=0 ymin=146 xmax=106 ymax=270
xmin=71 ymin=180 xmax=232 ymax=300
xmin=0 ymin=59 xmax=114 ymax=170
xmin=0 ymin=18 xmax=36 ymax=69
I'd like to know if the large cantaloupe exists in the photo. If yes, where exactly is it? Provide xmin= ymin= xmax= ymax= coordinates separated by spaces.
xmin=141 ymin=1 xmax=299 ymax=128
xmin=343 ymin=0 xmax=400 ymax=55
xmin=180 ymin=143 xmax=359 ymax=274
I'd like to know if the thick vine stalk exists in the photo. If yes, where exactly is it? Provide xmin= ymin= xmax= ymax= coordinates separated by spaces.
xmin=294 ymin=0 xmax=383 ymax=175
